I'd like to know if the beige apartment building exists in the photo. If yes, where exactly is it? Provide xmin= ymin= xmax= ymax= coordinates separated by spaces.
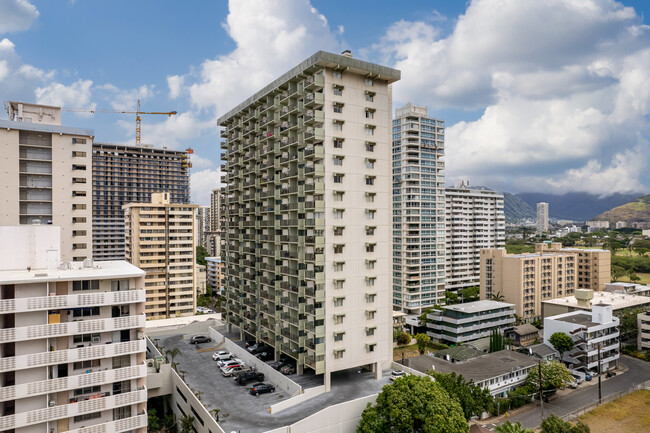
xmin=0 ymin=225 xmax=147 ymax=433
xmin=219 ymin=50 xmax=399 ymax=389
xmin=124 ymin=193 xmax=198 ymax=319
xmin=535 ymin=242 xmax=610 ymax=291
xmin=0 ymin=102 xmax=93 ymax=262
xmin=480 ymin=248 xmax=576 ymax=321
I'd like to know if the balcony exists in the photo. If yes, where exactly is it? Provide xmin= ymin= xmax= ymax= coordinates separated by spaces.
xmin=67 ymin=413 xmax=148 ymax=433
xmin=0 ymin=290 xmax=145 ymax=314
xmin=0 ymin=364 xmax=147 ymax=402
xmin=0 ymin=339 xmax=146 ymax=374
xmin=0 ymin=388 xmax=147 ymax=431
xmin=0 ymin=314 xmax=146 ymax=344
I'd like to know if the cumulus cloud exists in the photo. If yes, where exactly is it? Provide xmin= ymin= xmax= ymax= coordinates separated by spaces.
xmin=167 ymin=75 xmax=184 ymax=99
xmin=378 ymin=0 xmax=650 ymax=195
xmin=97 ymin=83 xmax=156 ymax=110
xmin=35 ymin=78 xmax=93 ymax=107
xmin=191 ymin=168 xmax=223 ymax=205
xmin=186 ymin=0 xmax=341 ymax=116
xmin=116 ymin=111 xmax=214 ymax=150
xmin=0 ymin=0 xmax=39 ymax=33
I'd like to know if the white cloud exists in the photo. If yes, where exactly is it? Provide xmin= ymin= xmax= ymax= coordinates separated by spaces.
xmin=35 ymin=79 xmax=93 ymax=107
xmin=0 ymin=0 xmax=39 ymax=33
xmin=191 ymin=154 xmax=215 ymax=169
xmin=186 ymin=0 xmax=341 ymax=116
xmin=377 ymin=0 xmax=650 ymax=195
xmin=191 ymin=168 xmax=223 ymax=205
xmin=167 ymin=75 xmax=184 ymax=99
xmin=117 ymin=111 xmax=214 ymax=150
xmin=0 ymin=59 xmax=8 ymax=81
xmin=97 ymin=83 xmax=156 ymax=110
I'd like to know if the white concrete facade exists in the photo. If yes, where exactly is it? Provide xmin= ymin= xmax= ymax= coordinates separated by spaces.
xmin=445 ymin=182 xmax=505 ymax=292
xmin=0 ymin=225 xmax=147 ymax=433
xmin=0 ymin=102 xmax=94 ymax=262
xmin=536 ymin=202 xmax=549 ymax=234
xmin=392 ymin=103 xmax=445 ymax=314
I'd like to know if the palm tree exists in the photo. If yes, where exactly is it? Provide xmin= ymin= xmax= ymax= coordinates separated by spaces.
xmin=210 ymin=409 xmax=221 ymax=423
xmin=495 ymin=421 xmax=534 ymax=433
xmin=490 ymin=291 xmax=505 ymax=302
xmin=166 ymin=348 xmax=181 ymax=364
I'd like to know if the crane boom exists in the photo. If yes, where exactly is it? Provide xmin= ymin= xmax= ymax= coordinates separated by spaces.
xmin=61 ymin=99 xmax=177 ymax=144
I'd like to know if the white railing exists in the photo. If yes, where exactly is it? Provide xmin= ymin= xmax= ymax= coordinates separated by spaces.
xmin=0 ymin=339 xmax=146 ymax=373
xmin=0 ymin=314 xmax=145 ymax=344
xmin=66 ymin=413 xmax=147 ymax=433
xmin=0 ymin=388 xmax=147 ymax=430
xmin=0 ymin=290 xmax=145 ymax=314
xmin=0 ymin=364 xmax=147 ymax=402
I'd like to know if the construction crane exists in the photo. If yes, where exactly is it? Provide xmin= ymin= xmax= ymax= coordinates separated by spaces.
xmin=61 ymin=99 xmax=177 ymax=144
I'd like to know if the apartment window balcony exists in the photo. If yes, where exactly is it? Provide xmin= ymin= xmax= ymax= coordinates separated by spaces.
xmin=66 ymin=413 xmax=148 ymax=433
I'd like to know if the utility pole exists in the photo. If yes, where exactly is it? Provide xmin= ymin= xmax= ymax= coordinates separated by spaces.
xmin=598 ymin=343 xmax=602 ymax=403
xmin=538 ymin=360 xmax=544 ymax=417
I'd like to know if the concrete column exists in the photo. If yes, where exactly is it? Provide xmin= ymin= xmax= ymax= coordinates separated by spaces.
xmin=297 ymin=361 xmax=304 ymax=375
xmin=324 ymin=371 xmax=331 ymax=392
xmin=375 ymin=362 xmax=382 ymax=379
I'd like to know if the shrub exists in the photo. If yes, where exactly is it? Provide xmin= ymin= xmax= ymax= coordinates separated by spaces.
xmin=396 ymin=332 xmax=412 ymax=346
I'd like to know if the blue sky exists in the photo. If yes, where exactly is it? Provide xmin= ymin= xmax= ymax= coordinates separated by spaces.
xmin=1 ymin=0 xmax=649 ymax=205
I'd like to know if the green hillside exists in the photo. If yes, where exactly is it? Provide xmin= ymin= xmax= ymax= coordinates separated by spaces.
xmin=593 ymin=194 xmax=650 ymax=223
xmin=503 ymin=192 xmax=536 ymax=222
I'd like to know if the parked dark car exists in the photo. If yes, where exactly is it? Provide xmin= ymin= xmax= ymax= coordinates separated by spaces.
xmin=606 ymin=371 xmax=617 ymax=378
xmin=247 ymin=342 xmax=272 ymax=354
xmin=270 ymin=356 xmax=293 ymax=370
xmin=235 ymin=371 xmax=265 ymax=385
xmin=189 ymin=335 xmax=211 ymax=344
xmin=249 ymin=382 xmax=275 ymax=396
xmin=255 ymin=351 xmax=274 ymax=361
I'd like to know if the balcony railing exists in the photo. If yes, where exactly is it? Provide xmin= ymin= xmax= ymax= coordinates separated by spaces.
xmin=0 ymin=290 xmax=145 ymax=314
xmin=0 ymin=388 xmax=147 ymax=431
xmin=66 ymin=413 xmax=148 ymax=433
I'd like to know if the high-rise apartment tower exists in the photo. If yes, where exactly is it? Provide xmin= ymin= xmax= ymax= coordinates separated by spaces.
xmin=536 ymin=202 xmax=549 ymax=234
xmin=92 ymin=143 xmax=190 ymax=261
xmin=219 ymin=51 xmax=399 ymax=389
xmin=0 ymin=101 xmax=93 ymax=262
xmin=392 ymin=103 xmax=445 ymax=314
xmin=445 ymin=181 xmax=505 ymax=292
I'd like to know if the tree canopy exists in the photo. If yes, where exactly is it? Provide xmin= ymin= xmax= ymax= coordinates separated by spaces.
xmin=357 ymin=375 xmax=469 ymax=433
xmin=496 ymin=421 xmax=535 ymax=433
xmin=427 ymin=371 xmax=493 ymax=420
xmin=526 ymin=360 xmax=574 ymax=392
xmin=548 ymin=332 xmax=574 ymax=361
xmin=196 ymin=245 xmax=208 ymax=266
xmin=414 ymin=333 xmax=431 ymax=354
xmin=540 ymin=414 xmax=590 ymax=433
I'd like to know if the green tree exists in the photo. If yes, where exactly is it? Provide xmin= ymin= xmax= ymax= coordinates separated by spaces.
xmin=548 ymin=332 xmax=574 ymax=362
xmin=357 ymin=375 xmax=468 ymax=433
xmin=148 ymin=409 xmax=161 ymax=432
xmin=489 ymin=328 xmax=505 ymax=353
xmin=496 ymin=421 xmax=535 ymax=433
xmin=166 ymin=347 xmax=181 ymax=365
xmin=540 ymin=414 xmax=590 ymax=433
xmin=460 ymin=286 xmax=480 ymax=301
xmin=179 ymin=415 xmax=195 ymax=433
xmin=419 ymin=307 xmax=433 ymax=326
xmin=490 ymin=291 xmax=505 ymax=302
xmin=526 ymin=360 xmax=574 ymax=393
xmin=396 ymin=332 xmax=412 ymax=346
xmin=446 ymin=291 xmax=460 ymax=304
xmin=611 ymin=265 xmax=627 ymax=282
xmin=427 ymin=372 xmax=493 ymax=420
xmin=196 ymin=245 xmax=208 ymax=266
xmin=414 ymin=333 xmax=431 ymax=355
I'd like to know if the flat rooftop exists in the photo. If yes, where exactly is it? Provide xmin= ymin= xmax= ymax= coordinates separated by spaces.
xmin=407 ymin=350 xmax=538 ymax=383
xmin=553 ymin=313 xmax=597 ymax=328
xmin=543 ymin=291 xmax=650 ymax=310
xmin=443 ymin=300 xmax=514 ymax=314
xmin=0 ymin=260 xmax=144 ymax=284
xmin=0 ymin=118 xmax=93 ymax=137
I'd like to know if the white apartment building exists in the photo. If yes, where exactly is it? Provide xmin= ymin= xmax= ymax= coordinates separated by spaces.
xmin=0 ymin=225 xmax=147 ymax=433
xmin=536 ymin=202 xmax=549 ymax=234
xmin=392 ymin=103 xmax=445 ymax=314
xmin=205 ymin=257 xmax=223 ymax=293
xmin=445 ymin=181 xmax=505 ymax=292
xmin=0 ymin=102 xmax=93 ymax=262
xmin=638 ymin=310 xmax=650 ymax=351
xmin=196 ymin=206 xmax=211 ymax=249
xmin=124 ymin=192 xmax=198 ymax=319
xmin=544 ymin=304 xmax=620 ymax=372
xmin=219 ymin=50 xmax=399 ymax=389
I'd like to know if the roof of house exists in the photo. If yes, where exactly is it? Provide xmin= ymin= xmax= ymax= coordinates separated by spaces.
xmin=509 ymin=324 xmax=540 ymax=336
xmin=528 ymin=343 xmax=559 ymax=358
xmin=436 ymin=345 xmax=484 ymax=362
xmin=442 ymin=300 xmax=515 ymax=314
xmin=466 ymin=336 xmax=492 ymax=352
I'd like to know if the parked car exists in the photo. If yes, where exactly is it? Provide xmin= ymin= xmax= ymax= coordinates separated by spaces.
xmin=280 ymin=364 xmax=296 ymax=375
xmin=204 ymin=309 xmax=216 ymax=314
xmin=234 ymin=371 xmax=265 ymax=385
xmin=571 ymin=374 xmax=584 ymax=385
xmin=247 ymin=342 xmax=272 ymax=354
xmin=606 ymin=371 xmax=617 ymax=378
xmin=585 ymin=373 xmax=593 ymax=381
xmin=390 ymin=370 xmax=408 ymax=381
xmin=212 ymin=351 xmax=234 ymax=361
xmin=249 ymin=382 xmax=275 ymax=396
xmin=189 ymin=335 xmax=211 ymax=344
xmin=255 ymin=351 xmax=274 ymax=361
xmin=221 ymin=365 xmax=250 ymax=377
xmin=568 ymin=379 xmax=578 ymax=389
xmin=217 ymin=358 xmax=245 ymax=368
xmin=270 ymin=356 xmax=293 ymax=370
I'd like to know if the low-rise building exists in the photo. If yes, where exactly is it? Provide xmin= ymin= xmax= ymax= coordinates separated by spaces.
xmin=426 ymin=300 xmax=515 ymax=345
xmin=504 ymin=324 xmax=540 ymax=347
xmin=544 ymin=304 xmax=620 ymax=372
xmin=205 ymin=256 xmax=223 ymax=293
xmin=195 ymin=264 xmax=207 ymax=296
xmin=541 ymin=289 xmax=650 ymax=318
xmin=604 ymin=282 xmax=650 ymax=296
xmin=637 ymin=311 xmax=650 ymax=351
xmin=407 ymin=350 xmax=538 ymax=397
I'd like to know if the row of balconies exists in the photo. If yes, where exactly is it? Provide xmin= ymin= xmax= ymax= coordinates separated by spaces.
xmin=66 ymin=413 xmax=148 ymax=433
xmin=0 ymin=290 xmax=145 ymax=314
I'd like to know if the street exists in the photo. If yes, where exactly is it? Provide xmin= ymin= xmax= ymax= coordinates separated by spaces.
xmin=494 ymin=356 xmax=650 ymax=429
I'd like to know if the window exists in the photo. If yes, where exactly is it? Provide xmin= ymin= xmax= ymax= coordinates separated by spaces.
xmin=366 ymin=327 xmax=376 ymax=336
xmin=73 ymin=359 xmax=100 ymax=370
xmin=366 ymin=310 xmax=376 ymax=320
xmin=333 ymin=103 xmax=343 ymax=114
xmin=334 ymin=226 xmax=344 ymax=236
xmin=72 ymin=230 xmax=86 ymax=236
xmin=366 ymin=226 xmax=376 ymax=235
xmin=365 ymin=78 xmax=374 ymax=86
xmin=333 ymin=120 xmax=343 ymax=131
xmin=72 ymin=138 xmax=87 ymax=144
xmin=72 ymin=151 xmax=86 ymax=157
xmin=365 ymin=126 xmax=375 ymax=136
xmin=334 ymin=315 xmax=345 ymax=325
xmin=334 ymin=262 xmax=344 ymax=271
xmin=366 ymin=193 xmax=376 ymax=203
xmin=333 ymin=156 xmax=343 ymax=166
xmin=333 ymin=138 xmax=344 ymax=148
xmin=366 ymin=142 xmax=375 ymax=152
xmin=72 ymin=177 xmax=86 ymax=184
xmin=73 ymin=385 xmax=101 ymax=396
xmin=366 ymin=343 xmax=376 ymax=353
xmin=365 ymin=210 xmax=376 ymax=220
xmin=73 ymin=333 xmax=101 ymax=345
xmin=366 ymin=260 xmax=376 ymax=270
xmin=334 ymin=349 xmax=345 ymax=359
xmin=366 ymin=293 xmax=376 ymax=303
xmin=74 ymin=412 xmax=101 ymax=423
xmin=72 ymin=164 xmax=86 ymax=171
xmin=333 ymin=174 xmax=343 ymax=184
xmin=333 ymin=70 xmax=342 ymax=79
xmin=365 ymin=91 xmax=375 ymax=102
xmin=333 ymin=191 xmax=344 ymax=202
xmin=333 ymin=85 xmax=343 ymax=96
xmin=73 ymin=243 xmax=87 ymax=250
xmin=366 ymin=243 xmax=375 ymax=253
xmin=333 ymin=297 xmax=344 ymax=307
xmin=72 ymin=280 xmax=99 ymax=291
xmin=334 ymin=244 xmax=344 ymax=254
xmin=334 ymin=332 xmax=345 ymax=342
xmin=366 ymin=159 xmax=375 ymax=169
xmin=365 ymin=109 xmax=374 ymax=119
xmin=365 ymin=176 xmax=374 ymax=185
xmin=333 ymin=209 xmax=344 ymax=219
xmin=72 ymin=203 xmax=87 ymax=210
xmin=72 ymin=307 xmax=100 ymax=317
xmin=72 ymin=217 xmax=87 ymax=223
xmin=334 ymin=279 xmax=344 ymax=289
xmin=366 ymin=277 xmax=376 ymax=287
xmin=73 ymin=191 xmax=87 ymax=197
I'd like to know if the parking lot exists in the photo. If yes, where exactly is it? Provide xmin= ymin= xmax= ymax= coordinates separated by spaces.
xmin=157 ymin=333 xmax=392 ymax=433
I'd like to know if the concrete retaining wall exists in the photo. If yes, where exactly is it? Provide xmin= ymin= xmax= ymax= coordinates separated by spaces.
xmin=264 ymin=393 xmax=379 ymax=433
xmin=171 ymin=369 xmax=227 ymax=433
xmin=391 ymin=361 xmax=429 ymax=378
xmin=208 ymin=326 xmax=226 ymax=347
xmin=269 ymin=384 xmax=327 ymax=414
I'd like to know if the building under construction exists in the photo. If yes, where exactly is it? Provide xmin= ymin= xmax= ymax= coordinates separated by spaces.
xmin=92 ymin=142 xmax=190 ymax=260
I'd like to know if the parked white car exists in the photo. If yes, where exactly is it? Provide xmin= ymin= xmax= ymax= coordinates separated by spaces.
xmin=217 ymin=358 xmax=245 ymax=368
xmin=221 ymin=365 xmax=250 ymax=377
xmin=389 ymin=370 xmax=409 ymax=381
xmin=212 ymin=351 xmax=233 ymax=361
